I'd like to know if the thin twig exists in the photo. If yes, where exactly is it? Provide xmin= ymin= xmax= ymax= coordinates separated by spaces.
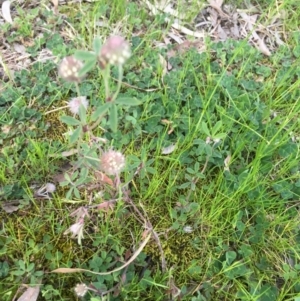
xmin=122 ymin=189 xmax=167 ymax=272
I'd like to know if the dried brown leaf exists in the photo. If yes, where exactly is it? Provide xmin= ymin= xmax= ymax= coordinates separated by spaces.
xmin=255 ymin=38 xmax=271 ymax=56
xmin=61 ymin=149 xmax=78 ymax=157
xmin=17 ymin=285 xmax=40 ymax=301
xmin=13 ymin=43 xmax=27 ymax=54
xmin=97 ymin=200 xmax=116 ymax=212
xmin=2 ymin=201 xmax=20 ymax=213
xmin=2 ymin=1 xmax=13 ymax=24
xmin=167 ymin=277 xmax=181 ymax=299
xmin=161 ymin=119 xmax=173 ymax=125
xmin=95 ymin=171 xmax=114 ymax=186
xmin=217 ymin=24 xmax=227 ymax=40
xmin=208 ymin=0 xmax=229 ymax=18
xmin=274 ymin=32 xmax=285 ymax=46
xmin=238 ymin=12 xmax=272 ymax=56
xmin=158 ymin=54 xmax=167 ymax=77
xmin=124 ymin=249 xmax=132 ymax=260
xmin=171 ymin=19 xmax=205 ymax=38
xmin=167 ymin=32 xmax=184 ymax=44
xmin=230 ymin=20 xmax=240 ymax=38
xmin=51 ymin=0 xmax=59 ymax=14
xmin=224 ymin=154 xmax=231 ymax=171
xmin=51 ymin=233 xmax=151 ymax=276
xmin=208 ymin=0 xmax=224 ymax=10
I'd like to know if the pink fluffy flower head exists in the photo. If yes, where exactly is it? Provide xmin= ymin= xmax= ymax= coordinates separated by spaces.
xmin=100 ymin=150 xmax=125 ymax=175
xmin=68 ymin=96 xmax=89 ymax=115
xmin=99 ymin=35 xmax=131 ymax=67
xmin=58 ymin=56 xmax=84 ymax=83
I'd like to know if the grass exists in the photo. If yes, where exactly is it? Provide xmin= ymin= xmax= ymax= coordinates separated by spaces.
xmin=0 ymin=0 xmax=300 ymax=300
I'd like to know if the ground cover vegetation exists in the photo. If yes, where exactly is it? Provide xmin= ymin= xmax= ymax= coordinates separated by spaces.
xmin=0 ymin=0 xmax=300 ymax=300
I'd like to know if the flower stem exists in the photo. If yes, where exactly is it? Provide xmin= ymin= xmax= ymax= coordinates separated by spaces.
xmin=111 ymin=64 xmax=123 ymax=102
xmin=103 ymin=65 xmax=110 ymax=99
xmin=75 ymin=82 xmax=81 ymax=97
xmin=88 ymin=113 xmax=106 ymax=132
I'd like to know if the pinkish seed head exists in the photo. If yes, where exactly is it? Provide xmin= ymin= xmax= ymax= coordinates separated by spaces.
xmin=99 ymin=35 xmax=131 ymax=67
xmin=58 ymin=56 xmax=84 ymax=83
xmin=100 ymin=150 xmax=126 ymax=175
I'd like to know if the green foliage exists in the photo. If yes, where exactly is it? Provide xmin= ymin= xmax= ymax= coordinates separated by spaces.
xmin=1 ymin=1 xmax=300 ymax=300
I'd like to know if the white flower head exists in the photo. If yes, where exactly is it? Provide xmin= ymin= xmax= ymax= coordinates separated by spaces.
xmin=74 ymin=283 xmax=88 ymax=297
xmin=183 ymin=225 xmax=194 ymax=233
xmin=68 ymin=96 xmax=89 ymax=115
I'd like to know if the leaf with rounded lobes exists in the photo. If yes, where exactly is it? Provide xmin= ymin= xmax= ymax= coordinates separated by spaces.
xmin=60 ymin=116 xmax=81 ymax=126
xmin=109 ymin=104 xmax=118 ymax=132
xmin=115 ymin=97 xmax=142 ymax=106
xmin=91 ymin=103 xmax=111 ymax=121
xmin=226 ymin=251 xmax=237 ymax=265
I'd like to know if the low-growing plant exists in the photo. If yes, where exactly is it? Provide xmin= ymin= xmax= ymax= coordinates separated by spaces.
xmin=43 ymin=34 xmax=171 ymax=299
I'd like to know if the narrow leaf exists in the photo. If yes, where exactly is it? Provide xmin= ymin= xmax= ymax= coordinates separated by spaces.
xmin=109 ymin=104 xmax=118 ymax=132
xmin=115 ymin=97 xmax=142 ymax=106
xmin=78 ymin=104 xmax=87 ymax=125
xmin=93 ymin=37 xmax=102 ymax=54
xmin=85 ymin=150 xmax=101 ymax=169
xmin=60 ymin=115 xmax=81 ymax=126
xmin=212 ymin=120 xmax=222 ymax=135
xmin=91 ymin=103 xmax=111 ymax=121
xmin=69 ymin=127 xmax=82 ymax=144
xmin=78 ymin=58 xmax=97 ymax=77
xmin=73 ymin=187 xmax=80 ymax=199
xmin=80 ymin=167 xmax=89 ymax=179
xmin=75 ymin=50 xmax=96 ymax=61
xmin=201 ymin=121 xmax=210 ymax=136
